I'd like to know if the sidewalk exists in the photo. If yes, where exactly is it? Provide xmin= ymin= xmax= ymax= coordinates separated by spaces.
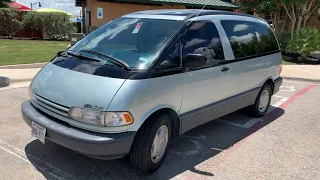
xmin=0 ymin=64 xmax=319 ymax=87
xmin=0 ymin=68 xmax=41 ymax=83
xmin=281 ymin=65 xmax=320 ymax=82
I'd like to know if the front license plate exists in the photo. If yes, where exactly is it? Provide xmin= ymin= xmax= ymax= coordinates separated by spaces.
xmin=31 ymin=122 xmax=46 ymax=144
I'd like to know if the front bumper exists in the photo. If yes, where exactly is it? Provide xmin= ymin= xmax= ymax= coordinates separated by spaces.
xmin=21 ymin=100 xmax=136 ymax=160
xmin=274 ymin=77 xmax=283 ymax=94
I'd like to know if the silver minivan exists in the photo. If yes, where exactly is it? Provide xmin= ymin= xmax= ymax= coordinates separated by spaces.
xmin=22 ymin=10 xmax=283 ymax=174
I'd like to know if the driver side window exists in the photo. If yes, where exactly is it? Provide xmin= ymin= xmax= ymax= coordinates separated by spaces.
xmin=157 ymin=42 xmax=181 ymax=69
xmin=182 ymin=21 xmax=224 ymax=67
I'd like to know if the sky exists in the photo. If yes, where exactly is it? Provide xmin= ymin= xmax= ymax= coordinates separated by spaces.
xmin=17 ymin=0 xmax=81 ymax=16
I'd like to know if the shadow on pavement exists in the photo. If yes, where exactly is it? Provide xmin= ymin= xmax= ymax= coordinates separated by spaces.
xmin=25 ymin=107 xmax=285 ymax=180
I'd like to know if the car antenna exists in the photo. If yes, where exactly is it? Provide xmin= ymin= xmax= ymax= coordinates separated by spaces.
xmin=187 ymin=0 xmax=209 ymax=25
xmin=195 ymin=0 xmax=209 ymax=17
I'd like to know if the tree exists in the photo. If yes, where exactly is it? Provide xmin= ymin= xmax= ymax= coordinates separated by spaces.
xmin=243 ymin=0 xmax=282 ymax=36
xmin=281 ymin=0 xmax=320 ymax=39
xmin=0 ymin=0 xmax=11 ymax=8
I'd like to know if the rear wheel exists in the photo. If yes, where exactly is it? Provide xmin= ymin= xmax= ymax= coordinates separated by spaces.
xmin=247 ymin=84 xmax=272 ymax=117
xmin=129 ymin=113 xmax=172 ymax=174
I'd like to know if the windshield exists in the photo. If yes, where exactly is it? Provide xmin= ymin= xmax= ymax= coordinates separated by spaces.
xmin=69 ymin=18 xmax=184 ymax=69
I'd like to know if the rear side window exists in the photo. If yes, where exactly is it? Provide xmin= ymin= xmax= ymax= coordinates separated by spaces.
xmin=221 ymin=20 xmax=260 ymax=59
xmin=182 ymin=21 xmax=225 ymax=67
xmin=252 ymin=22 xmax=279 ymax=53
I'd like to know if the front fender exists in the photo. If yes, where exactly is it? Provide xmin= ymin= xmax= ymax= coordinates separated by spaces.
xmin=108 ymin=76 xmax=183 ymax=132
xmin=135 ymin=104 xmax=180 ymax=130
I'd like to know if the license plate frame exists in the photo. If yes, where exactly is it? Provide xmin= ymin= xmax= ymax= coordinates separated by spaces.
xmin=31 ymin=122 xmax=46 ymax=144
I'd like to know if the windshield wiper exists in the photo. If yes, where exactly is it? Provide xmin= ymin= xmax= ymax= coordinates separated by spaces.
xmin=65 ymin=51 xmax=100 ymax=62
xmin=80 ymin=49 xmax=131 ymax=71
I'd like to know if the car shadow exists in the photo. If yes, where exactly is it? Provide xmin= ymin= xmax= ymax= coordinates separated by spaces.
xmin=25 ymin=107 xmax=285 ymax=180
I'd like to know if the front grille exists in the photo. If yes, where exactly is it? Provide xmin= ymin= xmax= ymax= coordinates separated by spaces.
xmin=31 ymin=94 xmax=70 ymax=118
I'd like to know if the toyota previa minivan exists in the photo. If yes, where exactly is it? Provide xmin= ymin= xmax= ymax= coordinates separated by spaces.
xmin=22 ymin=10 xmax=282 ymax=174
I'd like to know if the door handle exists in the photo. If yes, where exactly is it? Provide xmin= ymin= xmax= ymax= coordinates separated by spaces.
xmin=221 ymin=67 xmax=230 ymax=72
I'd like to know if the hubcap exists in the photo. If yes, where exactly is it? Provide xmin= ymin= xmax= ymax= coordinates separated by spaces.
xmin=259 ymin=89 xmax=270 ymax=113
xmin=151 ymin=125 xmax=169 ymax=164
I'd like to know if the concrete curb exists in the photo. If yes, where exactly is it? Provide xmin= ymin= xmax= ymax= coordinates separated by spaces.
xmin=0 ymin=62 xmax=46 ymax=69
xmin=282 ymin=76 xmax=320 ymax=83
xmin=9 ymin=78 xmax=34 ymax=84
xmin=0 ymin=77 xmax=10 ymax=88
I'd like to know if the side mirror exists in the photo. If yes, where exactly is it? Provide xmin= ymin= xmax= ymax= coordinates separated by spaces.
xmin=183 ymin=54 xmax=207 ymax=68
xmin=57 ymin=51 xmax=65 ymax=57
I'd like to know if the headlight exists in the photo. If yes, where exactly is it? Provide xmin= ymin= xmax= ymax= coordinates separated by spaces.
xmin=29 ymin=88 xmax=36 ymax=102
xmin=68 ymin=107 xmax=133 ymax=127
xmin=69 ymin=107 xmax=105 ymax=126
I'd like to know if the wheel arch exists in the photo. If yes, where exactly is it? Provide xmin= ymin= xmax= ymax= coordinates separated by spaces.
xmin=263 ymin=78 xmax=275 ymax=94
xmin=137 ymin=105 xmax=181 ymax=137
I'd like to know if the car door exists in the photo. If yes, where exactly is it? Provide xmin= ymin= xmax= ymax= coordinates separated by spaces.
xmin=220 ymin=20 xmax=268 ymax=95
xmin=179 ymin=21 xmax=233 ymax=133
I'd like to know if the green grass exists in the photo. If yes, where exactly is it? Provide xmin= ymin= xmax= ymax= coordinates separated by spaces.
xmin=282 ymin=55 xmax=297 ymax=65
xmin=0 ymin=39 xmax=69 ymax=66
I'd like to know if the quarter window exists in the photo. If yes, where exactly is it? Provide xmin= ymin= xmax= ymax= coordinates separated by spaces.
xmin=252 ymin=22 xmax=279 ymax=53
xmin=182 ymin=21 xmax=224 ymax=67
xmin=221 ymin=20 xmax=260 ymax=59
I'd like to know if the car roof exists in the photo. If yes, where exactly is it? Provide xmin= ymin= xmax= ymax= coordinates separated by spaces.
xmin=124 ymin=9 xmax=260 ymax=21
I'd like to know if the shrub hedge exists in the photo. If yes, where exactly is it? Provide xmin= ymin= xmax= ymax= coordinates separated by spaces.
xmin=0 ymin=8 xmax=21 ymax=37
xmin=0 ymin=9 xmax=76 ymax=40
xmin=22 ymin=12 xmax=77 ymax=40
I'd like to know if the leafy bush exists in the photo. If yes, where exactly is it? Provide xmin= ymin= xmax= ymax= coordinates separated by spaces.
xmin=0 ymin=8 xmax=22 ymax=37
xmin=286 ymin=28 xmax=320 ymax=59
xmin=277 ymin=31 xmax=291 ymax=50
xmin=22 ymin=12 xmax=77 ymax=40
xmin=22 ymin=11 xmax=43 ymax=32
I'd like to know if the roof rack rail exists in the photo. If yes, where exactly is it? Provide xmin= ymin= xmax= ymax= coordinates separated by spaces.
xmin=184 ymin=10 xmax=266 ymax=22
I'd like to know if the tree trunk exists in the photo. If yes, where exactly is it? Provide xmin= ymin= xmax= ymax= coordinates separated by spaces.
xmin=303 ymin=6 xmax=318 ymax=28
xmin=282 ymin=14 xmax=287 ymax=31
xmin=290 ymin=20 xmax=295 ymax=39
xmin=297 ymin=16 xmax=303 ymax=30
xmin=303 ymin=17 xmax=308 ymax=28
xmin=282 ymin=3 xmax=296 ymax=39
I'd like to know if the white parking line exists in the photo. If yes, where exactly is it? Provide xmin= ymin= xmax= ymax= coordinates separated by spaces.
xmin=0 ymin=140 xmax=74 ymax=180
xmin=280 ymin=86 xmax=296 ymax=92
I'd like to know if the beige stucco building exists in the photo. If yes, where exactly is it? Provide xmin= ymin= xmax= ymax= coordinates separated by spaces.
xmin=75 ymin=0 xmax=239 ymax=33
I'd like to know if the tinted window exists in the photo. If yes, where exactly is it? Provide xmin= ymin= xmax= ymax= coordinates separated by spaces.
xmin=182 ymin=21 xmax=224 ymax=67
xmin=252 ymin=22 xmax=279 ymax=53
xmin=221 ymin=20 xmax=260 ymax=59
xmin=158 ymin=42 xmax=181 ymax=69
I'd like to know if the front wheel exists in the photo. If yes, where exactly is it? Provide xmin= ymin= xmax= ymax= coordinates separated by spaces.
xmin=129 ymin=113 xmax=172 ymax=174
xmin=248 ymin=84 xmax=272 ymax=118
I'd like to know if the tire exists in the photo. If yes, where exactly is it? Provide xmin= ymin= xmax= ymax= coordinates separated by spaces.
xmin=247 ymin=84 xmax=272 ymax=118
xmin=129 ymin=113 xmax=172 ymax=174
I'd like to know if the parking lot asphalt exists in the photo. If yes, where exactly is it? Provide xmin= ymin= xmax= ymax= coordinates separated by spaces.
xmin=0 ymin=79 xmax=319 ymax=180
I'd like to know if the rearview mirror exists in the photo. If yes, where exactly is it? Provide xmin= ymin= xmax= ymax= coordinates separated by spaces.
xmin=183 ymin=54 xmax=207 ymax=68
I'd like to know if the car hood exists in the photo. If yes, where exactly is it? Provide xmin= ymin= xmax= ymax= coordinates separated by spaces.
xmin=30 ymin=63 xmax=126 ymax=110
